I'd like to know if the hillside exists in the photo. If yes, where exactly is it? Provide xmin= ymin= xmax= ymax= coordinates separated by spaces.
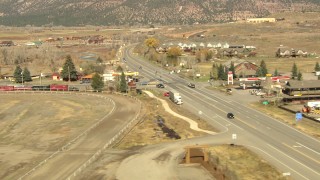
xmin=0 ymin=0 xmax=319 ymax=26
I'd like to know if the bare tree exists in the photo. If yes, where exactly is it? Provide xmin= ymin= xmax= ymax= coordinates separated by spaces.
xmin=0 ymin=48 xmax=9 ymax=65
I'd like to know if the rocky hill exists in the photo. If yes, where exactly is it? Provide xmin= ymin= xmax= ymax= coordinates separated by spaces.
xmin=0 ymin=0 xmax=319 ymax=26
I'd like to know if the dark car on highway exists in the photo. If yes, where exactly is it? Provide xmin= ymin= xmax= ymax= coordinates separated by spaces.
xmin=187 ymin=83 xmax=195 ymax=88
xmin=156 ymin=84 xmax=165 ymax=88
xmin=227 ymin=113 xmax=235 ymax=119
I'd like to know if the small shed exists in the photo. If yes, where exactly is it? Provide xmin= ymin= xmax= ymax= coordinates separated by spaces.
xmin=81 ymin=74 xmax=93 ymax=83
xmin=128 ymin=81 xmax=137 ymax=91
xmin=52 ymin=72 xmax=60 ymax=81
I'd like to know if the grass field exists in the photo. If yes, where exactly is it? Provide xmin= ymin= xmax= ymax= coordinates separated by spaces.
xmin=208 ymin=145 xmax=290 ymax=180
xmin=250 ymin=102 xmax=320 ymax=139
xmin=161 ymin=12 xmax=320 ymax=76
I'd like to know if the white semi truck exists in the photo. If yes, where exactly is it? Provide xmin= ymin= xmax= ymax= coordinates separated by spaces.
xmin=169 ymin=90 xmax=183 ymax=105
xmin=306 ymin=101 xmax=320 ymax=108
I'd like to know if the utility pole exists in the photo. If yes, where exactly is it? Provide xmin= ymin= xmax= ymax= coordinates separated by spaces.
xmin=68 ymin=65 xmax=71 ymax=83
xmin=21 ymin=71 xmax=24 ymax=85
xmin=40 ymin=71 xmax=42 ymax=85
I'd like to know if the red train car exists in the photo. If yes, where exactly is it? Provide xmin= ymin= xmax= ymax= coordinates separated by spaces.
xmin=0 ymin=86 xmax=15 ymax=91
xmin=14 ymin=86 xmax=33 ymax=91
xmin=50 ymin=84 xmax=68 ymax=91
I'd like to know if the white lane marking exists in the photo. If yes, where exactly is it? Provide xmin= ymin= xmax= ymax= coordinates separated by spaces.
xmin=176 ymin=88 xmax=243 ymax=131
xmin=296 ymin=142 xmax=320 ymax=155
xmin=247 ymin=144 xmax=309 ymax=180
xmin=267 ymin=143 xmax=320 ymax=176
xmin=293 ymin=145 xmax=302 ymax=148
xmin=234 ymin=101 xmax=320 ymax=144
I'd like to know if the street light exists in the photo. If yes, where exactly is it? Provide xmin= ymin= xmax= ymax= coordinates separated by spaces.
xmin=40 ymin=71 xmax=42 ymax=85
xmin=21 ymin=71 xmax=24 ymax=85
xmin=68 ymin=65 xmax=71 ymax=83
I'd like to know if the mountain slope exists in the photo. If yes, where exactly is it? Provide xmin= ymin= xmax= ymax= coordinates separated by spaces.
xmin=0 ymin=0 xmax=319 ymax=26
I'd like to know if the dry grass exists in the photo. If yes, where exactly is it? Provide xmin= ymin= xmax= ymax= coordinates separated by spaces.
xmin=249 ymin=102 xmax=320 ymax=139
xmin=116 ymin=91 xmax=217 ymax=149
xmin=209 ymin=145 xmax=290 ymax=180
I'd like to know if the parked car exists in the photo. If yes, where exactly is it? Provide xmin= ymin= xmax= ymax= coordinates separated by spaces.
xmin=69 ymin=87 xmax=79 ymax=91
xmin=227 ymin=113 xmax=235 ymax=119
xmin=136 ymin=89 xmax=142 ymax=94
xmin=156 ymin=84 xmax=165 ymax=88
xmin=140 ymin=81 xmax=149 ymax=85
xmin=187 ymin=83 xmax=195 ymax=88
xmin=163 ymin=92 xmax=170 ymax=97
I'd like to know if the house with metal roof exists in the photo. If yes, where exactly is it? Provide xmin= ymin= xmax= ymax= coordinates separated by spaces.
xmin=282 ymin=80 xmax=320 ymax=100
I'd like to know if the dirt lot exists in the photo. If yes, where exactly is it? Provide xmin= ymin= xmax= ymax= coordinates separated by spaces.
xmin=0 ymin=93 xmax=113 ymax=179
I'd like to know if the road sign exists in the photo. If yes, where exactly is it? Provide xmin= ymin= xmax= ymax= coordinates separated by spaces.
xmin=282 ymin=172 xmax=291 ymax=176
xmin=296 ymin=112 xmax=302 ymax=121
xmin=232 ymin=134 xmax=237 ymax=140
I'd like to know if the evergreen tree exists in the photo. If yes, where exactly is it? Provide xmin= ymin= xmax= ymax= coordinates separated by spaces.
xmin=315 ymin=62 xmax=320 ymax=72
xmin=13 ymin=65 xmax=23 ymax=83
xmin=275 ymin=48 xmax=281 ymax=57
xmin=96 ymin=56 xmax=103 ymax=64
xmin=222 ymin=67 xmax=228 ymax=81
xmin=256 ymin=67 xmax=262 ymax=77
xmin=273 ymin=69 xmax=279 ymax=76
xmin=116 ymin=65 xmax=123 ymax=72
xmin=23 ymin=67 xmax=32 ymax=82
xmin=119 ymin=71 xmax=127 ymax=93
xmin=91 ymin=73 xmax=104 ymax=92
xmin=218 ymin=64 xmax=224 ymax=80
xmin=211 ymin=63 xmax=218 ymax=80
xmin=291 ymin=63 xmax=298 ymax=79
xmin=61 ymin=55 xmax=77 ymax=81
xmin=259 ymin=60 xmax=268 ymax=77
xmin=297 ymin=71 xmax=303 ymax=81
xmin=229 ymin=61 xmax=236 ymax=78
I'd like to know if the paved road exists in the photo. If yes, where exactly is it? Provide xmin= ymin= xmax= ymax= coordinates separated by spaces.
xmin=122 ymin=45 xmax=320 ymax=180
xmin=22 ymin=94 xmax=141 ymax=180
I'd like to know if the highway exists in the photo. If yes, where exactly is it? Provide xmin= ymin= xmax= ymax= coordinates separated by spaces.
xmin=123 ymin=45 xmax=320 ymax=180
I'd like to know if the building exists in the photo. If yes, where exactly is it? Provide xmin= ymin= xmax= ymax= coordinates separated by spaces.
xmin=102 ymin=71 xmax=139 ymax=82
xmin=282 ymin=80 xmax=320 ymax=102
xmin=246 ymin=18 xmax=276 ymax=23
xmin=224 ymin=60 xmax=259 ymax=78
xmin=81 ymin=74 xmax=94 ymax=83
xmin=0 ymin=40 xmax=14 ymax=47
xmin=52 ymin=72 xmax=60 ymax=81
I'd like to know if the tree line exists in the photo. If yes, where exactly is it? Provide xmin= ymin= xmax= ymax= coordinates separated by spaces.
xmin=11 ymin=54 xmax=132 ymax=93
